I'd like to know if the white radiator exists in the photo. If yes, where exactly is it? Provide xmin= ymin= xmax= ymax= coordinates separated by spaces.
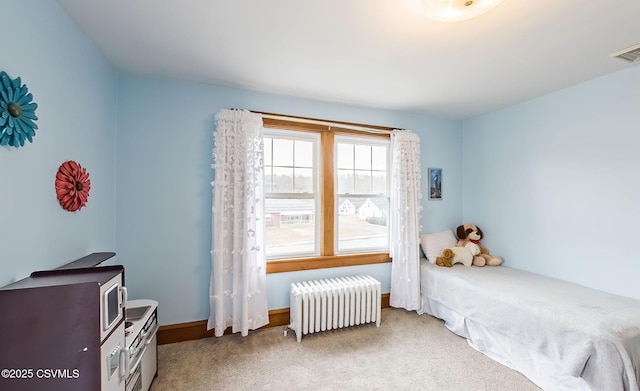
xmin=286 ymin=275 xmax=381 ymax=342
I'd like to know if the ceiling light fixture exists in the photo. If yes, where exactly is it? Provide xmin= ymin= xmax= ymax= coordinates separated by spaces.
xmin=423 ymin=0 xmax=505 ymax=23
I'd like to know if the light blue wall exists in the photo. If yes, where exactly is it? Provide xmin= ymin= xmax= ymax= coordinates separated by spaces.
xmin=2 ymin=0 xmax=461 ymax=327
xmin=11 ymin=0 xmax=638 ymax=331
xmin=0 ymin=1 xmax=118 ymax=286
xmin=462 ymin=65 xmax=640 ymax=300
xmin=116 ymin=74 xmax=462 ymax=325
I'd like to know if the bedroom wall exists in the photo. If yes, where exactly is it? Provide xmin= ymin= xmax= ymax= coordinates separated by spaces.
xmin=115 ymin=74 xmax=462 ymax=326
xmin=0 ymin=1 xmax=118 ymax=287
xmin=461 ymin=65 xmax=640 ymax=300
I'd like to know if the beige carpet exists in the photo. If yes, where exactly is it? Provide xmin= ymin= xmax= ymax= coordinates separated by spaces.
xmin=150 ymin=308 xmax=540 ymax=391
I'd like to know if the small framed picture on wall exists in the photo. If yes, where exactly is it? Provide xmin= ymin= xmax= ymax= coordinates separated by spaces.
xmin=428 ymin=168 xmax=442 ymax=200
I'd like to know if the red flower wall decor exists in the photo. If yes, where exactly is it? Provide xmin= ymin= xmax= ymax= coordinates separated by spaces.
xmin=55 ymin=160 xmax=91 ymax=212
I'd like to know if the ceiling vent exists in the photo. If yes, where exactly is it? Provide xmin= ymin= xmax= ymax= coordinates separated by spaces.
xmin=610 ymin=43 xmax=640 ymax=63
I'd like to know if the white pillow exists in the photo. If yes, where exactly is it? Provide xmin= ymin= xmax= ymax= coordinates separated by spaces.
xmin=420 ymin=230 xmax=457 ymax=263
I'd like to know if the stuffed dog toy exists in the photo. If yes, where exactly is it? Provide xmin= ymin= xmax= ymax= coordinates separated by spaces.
xmin=436 ymin=223 xmax=503 ymax=267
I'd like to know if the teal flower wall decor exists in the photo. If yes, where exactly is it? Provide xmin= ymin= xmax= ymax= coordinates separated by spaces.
xmin=0 ymin=71 xmax=39 ymax=148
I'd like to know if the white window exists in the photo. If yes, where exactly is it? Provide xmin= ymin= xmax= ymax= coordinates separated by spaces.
xmin=335 ymin=137 xmax=389 ymax=253
xmin=262 ymin=116 xmax=392 ymax=270
xmin=264 ymin=130 xmax=319 ymax=259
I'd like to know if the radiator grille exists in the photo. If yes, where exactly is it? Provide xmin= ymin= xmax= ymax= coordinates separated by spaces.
xmin=287 ymin=275 xmax=381 ymax=342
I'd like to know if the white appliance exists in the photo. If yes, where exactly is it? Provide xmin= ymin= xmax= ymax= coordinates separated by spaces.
xmin=99 ymin=270 xmax=128 ymax=391
xmin=100 ymin=272 xmax=127 ymax=344
xmin=123 ymin=299 xmax=159 ymax=391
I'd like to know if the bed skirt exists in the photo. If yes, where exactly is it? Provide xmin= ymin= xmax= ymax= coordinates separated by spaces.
xmin=421 ymin=296 xmax=590 ymax=390
xmin=419 ymin=259 xmax=640 ymax=391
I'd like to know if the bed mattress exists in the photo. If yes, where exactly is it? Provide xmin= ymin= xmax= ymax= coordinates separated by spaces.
xmin=419 ymin=259 xmax=640 ymax=391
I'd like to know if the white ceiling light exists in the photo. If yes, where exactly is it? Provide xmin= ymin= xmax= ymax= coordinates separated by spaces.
xmin=423 ymin=0 xmax=505 ymax=23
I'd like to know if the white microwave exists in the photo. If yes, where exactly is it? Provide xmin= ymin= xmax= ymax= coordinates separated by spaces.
xmin=100 ymin=272 xmax=127 ymax=342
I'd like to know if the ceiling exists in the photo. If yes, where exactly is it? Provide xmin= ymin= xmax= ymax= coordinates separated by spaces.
xmin=56 ymin=0 xmax=640 ymax=120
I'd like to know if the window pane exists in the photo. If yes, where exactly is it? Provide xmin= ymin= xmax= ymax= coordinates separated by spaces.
xmin=354 ymin=145 xmax=371 ymax=170
xmin=294 ymin=168 xmax=313 ymax=193
xmin=337 ymin=169 xmax=354 ymax=194
xmin=337 ymin=197 xmax=388 ymax=252
xmin=354 ymin=170 xmax=371 ymax=194
xmin=264 ymin=138 xmax=273 ymax=166
xmin=337 ymin=141 xmax=389 ymax=196
xmin=371 ymin=146 xmax=386 ymax=171
xmin=264 ymin=129 xmax=319 ymax=260
xmin=265 ymin=198 xmax=316 ymax=257
xmin=272 ymin=167 xmax=293 ymax=193
xmin=337 ymin=143 xmax=354 ymax=169
xmin=272 ymin=139 xmax=293 ymax=166
xmin=264 ymin=166 xmax=273 ymax=193
xmin=372 ymin=171 xmax=387 ymax=194
xmin=294 ymin=140 xmax=313 ymax=168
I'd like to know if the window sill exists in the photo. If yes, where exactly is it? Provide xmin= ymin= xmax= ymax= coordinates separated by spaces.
xmin=266 ymin=253 xmax=391 ymax=274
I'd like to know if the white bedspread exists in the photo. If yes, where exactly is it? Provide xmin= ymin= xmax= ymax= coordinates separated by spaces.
xmin=420 ymin=260 xmax=640 ymax=391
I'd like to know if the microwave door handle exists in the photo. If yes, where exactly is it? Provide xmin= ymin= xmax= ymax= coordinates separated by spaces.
xmin=120 ymin=286 xmax=128 ymax=308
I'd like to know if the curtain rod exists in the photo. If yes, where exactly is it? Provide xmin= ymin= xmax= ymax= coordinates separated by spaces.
xmin=238 ymin=109 xmax=398 ymax=135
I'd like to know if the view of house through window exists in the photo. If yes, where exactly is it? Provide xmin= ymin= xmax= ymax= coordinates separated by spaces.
xmin=264 ymin=127 xmax=390 ymax=260
xmin=336 ymin=138 xmax=389 ymax=252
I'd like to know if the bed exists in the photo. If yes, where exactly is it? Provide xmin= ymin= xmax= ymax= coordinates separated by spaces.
xmin=418 ymin=232 xmax=640 ymax=391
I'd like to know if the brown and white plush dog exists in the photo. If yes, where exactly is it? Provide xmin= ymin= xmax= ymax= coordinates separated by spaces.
xmin=436 ymin=223 xmax=503 ymax=267
xmin=456 ymin=223 xmax=503 ymax=266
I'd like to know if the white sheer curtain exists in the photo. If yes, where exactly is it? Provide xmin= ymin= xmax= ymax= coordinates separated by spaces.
xmin=389 ymin=129 xmax=423 ymax=311
xmin=208 ymin=109 xmax=269 ymax=336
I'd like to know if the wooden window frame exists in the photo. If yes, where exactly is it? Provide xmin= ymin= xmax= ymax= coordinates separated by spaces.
xmin=261 ymin=113 xmax=394 ymax=274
